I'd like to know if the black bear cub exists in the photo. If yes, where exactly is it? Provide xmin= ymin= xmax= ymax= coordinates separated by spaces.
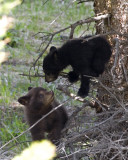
xmin=43 ymin=36 xmax=112 ymax=97
xmin=18 ymin=87 xmax=68 ymax=145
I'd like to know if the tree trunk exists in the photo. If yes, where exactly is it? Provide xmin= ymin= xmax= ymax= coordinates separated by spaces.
xmin=93 ymin=0 xmax=128 ymax=159
xmin=94 ymin=0 xmax=128 ymax=109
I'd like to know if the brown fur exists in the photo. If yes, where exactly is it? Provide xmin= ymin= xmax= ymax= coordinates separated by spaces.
xmin=18 ymin=87 xmax=68 ymax=144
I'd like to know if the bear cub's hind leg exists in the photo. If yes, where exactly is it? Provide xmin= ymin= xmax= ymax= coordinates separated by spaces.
xmin=68 ymin=71 xmax=79 ymax=83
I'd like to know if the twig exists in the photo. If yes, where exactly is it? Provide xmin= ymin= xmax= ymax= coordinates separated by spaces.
xmin=42 ymin=0 xmax=50 ymax=5
xmin=33 ymin=35 xmax=54 ymax=68
xmin=19 ymin=72 xmax=68 ymax=78
xmin=77 ymin=0 xmax=93 ymax=4
xmin=19 ymin=73 xmax=44 ymax=78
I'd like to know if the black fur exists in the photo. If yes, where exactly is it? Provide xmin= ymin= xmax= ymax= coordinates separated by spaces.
xmin=43 ymin=36 xmax=112 ymax=98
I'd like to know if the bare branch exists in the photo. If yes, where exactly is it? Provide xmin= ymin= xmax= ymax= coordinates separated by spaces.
xmin=19 ymin=73 xmax=44 ymax=78
xmin=33 ymin=13 xmax=111 ymax=67
xmin=77 ymin=0 xmax=94 ymax=4
xmin=57 ymin=85 xmax=94 ymax=105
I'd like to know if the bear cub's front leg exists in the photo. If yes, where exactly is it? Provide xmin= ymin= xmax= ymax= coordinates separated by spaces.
xmin=78 ymin=76 xmax=90 ymax=98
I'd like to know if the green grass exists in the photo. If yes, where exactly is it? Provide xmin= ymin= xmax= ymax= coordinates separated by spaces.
xmin=0 ymin=0 xmax=94 ymax=156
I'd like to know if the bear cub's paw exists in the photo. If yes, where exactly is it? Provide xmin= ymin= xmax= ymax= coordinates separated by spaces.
xmin=77 ymin=87 xmax=89 ymax=98
xmin=68 ymin=71 xmax=79 ymax=83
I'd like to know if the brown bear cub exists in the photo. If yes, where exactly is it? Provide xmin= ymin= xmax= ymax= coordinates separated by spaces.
xmin=18 ymin=87 xmax=68 ymax=145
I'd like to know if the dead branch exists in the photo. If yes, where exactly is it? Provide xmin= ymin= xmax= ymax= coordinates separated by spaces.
xmin=19 ymin=72 xmax=68 ymax=79
xmin=77 ymin=0 xmax=94 ymax=4
xmin=33 ymin=35 xmax=54 ymax=67
xmin=57 ymin=84 xmax=94 ymax=106
xmin=19 ymin=73 xmax=44 ymax=78
xmin=33 ymin=13 xmax=111 ymax=67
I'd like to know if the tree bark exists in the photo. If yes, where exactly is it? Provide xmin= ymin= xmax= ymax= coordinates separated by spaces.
xmin=94 ymin=0 xmax=128 ymax=109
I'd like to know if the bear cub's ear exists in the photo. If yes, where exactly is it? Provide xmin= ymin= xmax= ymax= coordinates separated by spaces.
xmin=50 ymin=46 xmax=59 ymax=61
xmin=50 ymin=46 xmax=57 ymax=53
xmin=18 ymin=96 xmax=30 ymax=106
